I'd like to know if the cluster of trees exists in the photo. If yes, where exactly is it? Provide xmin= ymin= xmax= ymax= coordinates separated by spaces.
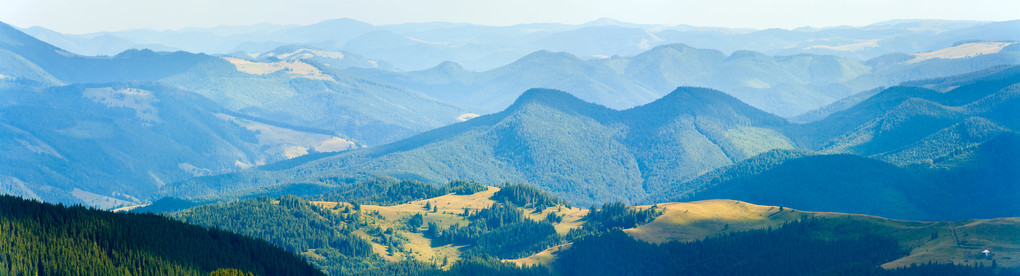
xmin=365 ymin=225 xmax=411 ymax=257
xmin=0 ymin=195 xmax=320 ymax=275
xmin=491 ymin=182 xmax=567 ymax=210
xmin=310 ymin=178 xmax=487 ymax=206
xmin=425 ymin=203 xmax=561 ymax=259
xmin=176 ymin=195 xmax=378 ymax=275
xmin=446 ymin=180 xmax=490 ymax=195
xmin=566 ymin=201 xmax=662 ymax=240
xmin=311 ymin=178 xmax=447 ymax=205
xmin=352 ymin=256 xmax=551 ymax=276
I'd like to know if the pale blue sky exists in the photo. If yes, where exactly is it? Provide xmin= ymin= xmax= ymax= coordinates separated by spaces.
xmin=3 ymin=0 xmax=1018 ymax=34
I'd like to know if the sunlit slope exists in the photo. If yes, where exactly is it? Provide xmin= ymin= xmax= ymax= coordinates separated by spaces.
xmin=623 ymin=200 xmax=1018 ymax=269
xmin=309 ymin=186 xmax=589 ymax=268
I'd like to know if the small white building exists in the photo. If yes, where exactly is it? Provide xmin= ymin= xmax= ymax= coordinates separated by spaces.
xmin=983 ymin=249 xmax=990 ymax=256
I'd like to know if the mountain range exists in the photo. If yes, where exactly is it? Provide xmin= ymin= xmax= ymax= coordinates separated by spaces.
xmin=1 ymin=17 xmax=1017 ymax=222
xmin=364 ymin=42 xmax=1020 ymax=117
xmin=19 ymin=18 xmax=1020 ymax=72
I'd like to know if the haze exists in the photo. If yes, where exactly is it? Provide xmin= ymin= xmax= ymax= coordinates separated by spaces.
xmin=3 ymin=0 xmax=1019 ymax=34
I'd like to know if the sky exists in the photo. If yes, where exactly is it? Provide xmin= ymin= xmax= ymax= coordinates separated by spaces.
xmin=2 ymin=0 xmax=1018 ymax=34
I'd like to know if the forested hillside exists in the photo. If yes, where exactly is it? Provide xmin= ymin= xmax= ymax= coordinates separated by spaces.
xmin=0 ymin=195 xmax=321 ymax=275
xmin=163 ymin=86 xmax=798 ymax=206
xmin=657 ymin=66 xmax=1020 ymax=220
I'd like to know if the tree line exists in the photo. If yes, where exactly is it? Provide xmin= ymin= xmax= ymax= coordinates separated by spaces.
xmin=0 ymin=195 xmax=321 ymax=276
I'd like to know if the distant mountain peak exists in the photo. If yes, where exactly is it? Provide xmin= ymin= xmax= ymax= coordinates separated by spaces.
xmin=627 ymin=86 xmax=788 ymax=126
xmin=503 ymin=88 xmax=613 ymax=117
xmin=656 ymin=86 xmax=748 ymax=107
xmin=509 ymin=88 xmax=585 ymax=107
xmin=308 ymin=18 xmax=375 ymax=28
xmin=433 ymin=61 xmax=465 ymax=72
xmin=583 ymin=18 xmax=628 ymax=26
xmin=726 ymin=50 xmax=771 ymax=61
xmin=649 ymin=43 xmax=694 ymax=52
xmin=517 ymin=50 xmax=579 ymax=63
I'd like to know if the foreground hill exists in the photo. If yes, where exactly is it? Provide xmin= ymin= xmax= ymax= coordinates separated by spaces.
xmin=153 ymin=182 xmax=1017 ymax=275
xmin=163 ymin=87 xmax=795 ymax=205
xmin=0 ymin=195 xmax=322 ymax=275
xmin=616 ymin=200 xmax=1018 ymax=272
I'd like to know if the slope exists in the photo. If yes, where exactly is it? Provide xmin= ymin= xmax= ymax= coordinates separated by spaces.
xmin=0 ymin=21 xmax=216 ymax=85
xmin=655 ymin=150 xmax=933 ymax=220
xmin=798 ymin=65 xmax=1020 ymax=152
xmin=0 ymin=82 xmax=350 ymax=207
xmin=160 ymin=55 xmax=468 ymax=145
xmin=623 ymin=200 xmax=1019 ymax=270
xmin=0 ymin=195 xmax=322 ymax=275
